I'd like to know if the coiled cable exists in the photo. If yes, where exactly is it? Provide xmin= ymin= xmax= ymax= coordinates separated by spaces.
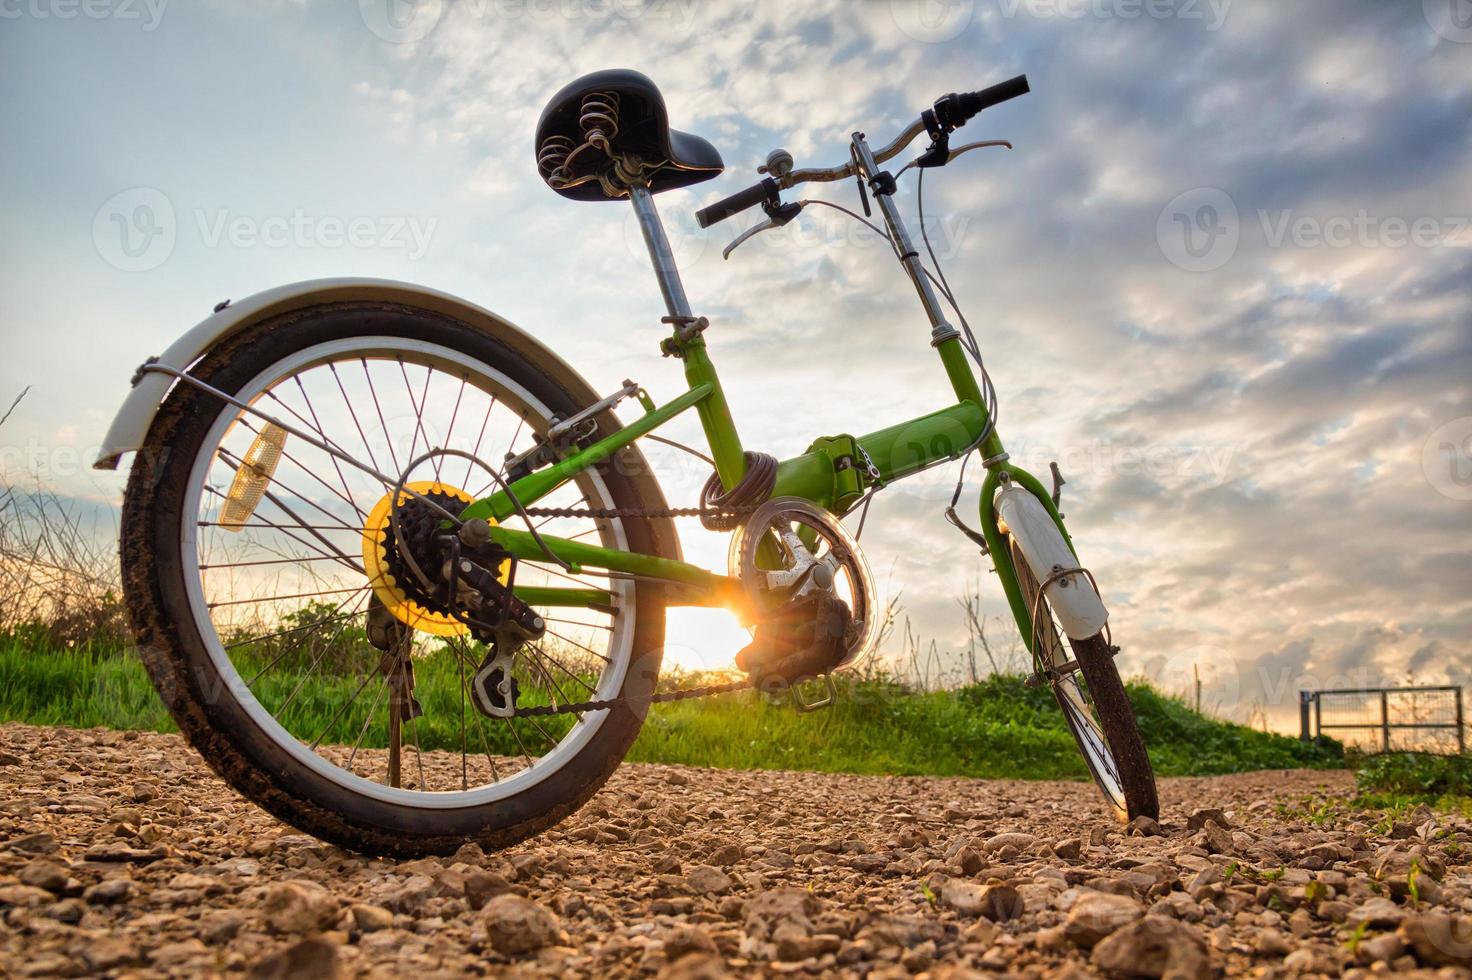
xmin=699 ymin=451 xmax=778 ymax=530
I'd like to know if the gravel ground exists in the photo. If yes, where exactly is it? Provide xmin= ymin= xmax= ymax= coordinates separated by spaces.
xmin=3 ymin=722 xmax=1472 ymax=979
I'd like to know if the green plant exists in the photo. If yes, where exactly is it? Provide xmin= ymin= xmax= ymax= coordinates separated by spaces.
xmin=1353 ymin=751 xmax=1472 ymax=801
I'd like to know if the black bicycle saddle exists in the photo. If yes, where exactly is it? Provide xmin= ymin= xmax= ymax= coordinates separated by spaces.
xmin=535 ymin=68 xmax=724 ymax=201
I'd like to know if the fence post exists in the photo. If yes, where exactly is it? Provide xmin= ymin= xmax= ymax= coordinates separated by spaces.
xmin=1380 ymin=690 xmax=1390 ymax=753
xmin=1299 ymin=691 xmax=1313 ymax=741
xmin=1458 ymin=688 xmax=1466 ymax=755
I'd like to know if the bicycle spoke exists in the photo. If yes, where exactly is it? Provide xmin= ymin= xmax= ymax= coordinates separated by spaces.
xmin=364 ymin=358 xmax=401 ymax=475
xmin=437 ymin=375 xmax=467 ymax=483
xmin=243 ymin=591 xmax=370 ymax=685
xmin=542 ymin=627 xmax=612 ymax=663
xmin=293 ymin=375 xmax=364 ymax=520
xmin=528 ymin=642 xmax=599 ymax=695
xmin=331 ymin=362 xmax=386 ymax=479
xmin=399 ymin=359 xmax=430 ymax=470
xmin=464 ymin=393 xmax=498 ymax=488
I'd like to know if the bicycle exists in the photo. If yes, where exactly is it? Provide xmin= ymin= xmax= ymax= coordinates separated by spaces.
xmin=98 ymin=68 xmax=1158 ymax=856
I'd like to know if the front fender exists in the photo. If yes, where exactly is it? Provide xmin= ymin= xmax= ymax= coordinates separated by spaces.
xmin=95 ymin=277 xmax=681 ymax=559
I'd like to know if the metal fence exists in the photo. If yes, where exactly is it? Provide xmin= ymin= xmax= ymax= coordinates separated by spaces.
xmin=1299 ymin=686 xmax=1465 ymax=753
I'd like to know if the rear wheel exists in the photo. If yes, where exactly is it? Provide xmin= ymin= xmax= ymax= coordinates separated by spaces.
xmin=1010 ymin=539 xmax=1158 ymax=821
xmin=122 ymin=302 xmax=673 ymax=856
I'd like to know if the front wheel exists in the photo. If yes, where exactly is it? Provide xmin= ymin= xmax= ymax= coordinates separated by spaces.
xmin=1011 ymin=540 xmax=1159 ymax=821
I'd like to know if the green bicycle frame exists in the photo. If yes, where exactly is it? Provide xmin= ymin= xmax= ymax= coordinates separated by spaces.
xmin=461 ymin=141 xmax=1070 ymax=649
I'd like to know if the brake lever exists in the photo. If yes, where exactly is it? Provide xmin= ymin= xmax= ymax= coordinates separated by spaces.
xmin=722 ymin=201 xmax=805 ymax=260
xmin=723 ymin=220 xmax=776 ymax=260
xmin=943 ymin=139 xmax=1012 ymax=163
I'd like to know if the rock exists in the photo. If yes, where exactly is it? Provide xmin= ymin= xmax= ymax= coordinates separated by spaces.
xmin=379 ymin=873 xmax=435 ymax=913
xmin=950 ymin=845 xmax=985 ymax=875
xmin=348 ymin=903 xmax=394 ymax=933
xmin=247 ymin=935 xmax=341 ymax=980
xmin=708 ymin=843 xmax=744 ymax=866
xmin=1346 ymin=896 xmax=1405 ymax=929
xmin=5 ymin=831 xmax=58 ymax=854
xmin=262 ymin=880 xmax=339 ymax=934
xmin=1186 ymin=808 xmax=1229 ymax=831
xmin=18 ymin=858 xmax=69 ymax=893
xmin=1065 ymin=891 xmax=1144 ymax=947
xmin=962 ymin=919 xmax=999 ymax=946
xmin=744 ymin=887 xmax=821 ymax=950
xmin=1399 ymin=912 xmax=1472 ymax=967
xmin=983 ymin=832 xmax=1036 ymax=854
xmin=463 ymin=869 xmax=513 ymax=910
xmin=83 ymin=878 xmax=133 ymax=904
xmin=942 ymin=878 xmax=1024 ymax=922
xmin=1091 ymin=916 xmax=1211 ymax=979
xmin=1357 ymin=932 xmax=1405 ymax=964
xmin=0 ymin=750 xmax=22 ymax=765
xmin=686 ymin=864 xmax=734 ymax=896
xmin=658 ymin=953 xmax=732 ymax=980
xmin=1053 ymin=838 xmax=1082 ymax=860
xmin=664 ymin=924 xmax=719 ymax=961
xmin=480 ymin=893 xmax=567 ymax=955
xmin=150 ymin=939 xmax=210 ymax=967
xmin=201 ymin=909 xmax=247 ymax=944
xmin=1198 ymin=819 xmax=1235 ymax=855
xmin=0 ymin=884 xmax=54 ymax=907
xmin=1254 ymin=928 xmax=1291 ymax=956
xmin=1128 ymin=815 xmax=1164 ymax=837
xmin=78 ymin=935 xmax=140 ymax=971
xmin=451 ymin=841 xmax=486 ymax=865
xmin=1283 ymin=947 xmax=1316 ymax=973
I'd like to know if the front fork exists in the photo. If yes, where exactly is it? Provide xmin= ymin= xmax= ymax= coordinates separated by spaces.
xmin=976 ymin=463 xmax=1078 ymax=654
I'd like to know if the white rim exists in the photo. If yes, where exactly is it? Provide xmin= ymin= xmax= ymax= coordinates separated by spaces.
xmin=1021 ymin=546 xmax=1127 ymax=809
xmin=180 ymin=336 xmax=636 ymax=809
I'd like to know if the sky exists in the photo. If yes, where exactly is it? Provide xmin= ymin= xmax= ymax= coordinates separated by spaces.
xmin=0 ymin=0 xmax=1469 ymax=732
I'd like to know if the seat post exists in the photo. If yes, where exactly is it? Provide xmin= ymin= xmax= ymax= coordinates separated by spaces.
xmin=627 ymin=183 xmax=748 ymax=492
xmin=628 ymin=184 xmax=692 ymax=319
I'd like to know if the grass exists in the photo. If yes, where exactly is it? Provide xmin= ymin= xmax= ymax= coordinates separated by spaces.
xmin=0 ymin=638 xmax=1347 ymax=781
xmin=1350 ymin=750 xmax=1472 ymax=815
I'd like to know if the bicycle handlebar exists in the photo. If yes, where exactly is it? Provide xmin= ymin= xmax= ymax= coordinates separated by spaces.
xmin=695 ymin=178 xmax=777 ymax=229
xmin=695 ymin=74 xmax=1029 ymax=225
xmin=936 ymin=74 xmax=1030 ymax=130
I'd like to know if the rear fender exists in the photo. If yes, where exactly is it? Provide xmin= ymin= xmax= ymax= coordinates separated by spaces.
xmin=95 ymin=277 xmax=681 ymax=560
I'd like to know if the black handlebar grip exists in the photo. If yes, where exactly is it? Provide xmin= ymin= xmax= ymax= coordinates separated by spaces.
xmin=958 ymin=74 xmax=1030 ymax=120
xmin=695 ymin=178 xmax=777 ymax=228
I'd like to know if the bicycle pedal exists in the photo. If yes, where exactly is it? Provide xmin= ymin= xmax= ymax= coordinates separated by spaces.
xmin=788 ymin=674 xmax=838 ymax=712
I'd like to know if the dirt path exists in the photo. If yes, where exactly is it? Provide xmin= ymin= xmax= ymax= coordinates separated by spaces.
xmin=1 ymin=723 xmax=1470 ymax=978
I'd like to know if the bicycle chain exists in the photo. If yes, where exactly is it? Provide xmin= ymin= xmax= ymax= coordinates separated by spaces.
xmin=510 ymin=503 xmax=759 ymax=716
xmin=512 ymin=678 xmax=754 ymax=716
xmin=520 ymin=504 xmax=758 ymax=519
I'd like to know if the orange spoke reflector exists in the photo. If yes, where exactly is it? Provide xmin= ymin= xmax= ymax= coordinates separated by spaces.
xmin=220 ymin=423 xmax=288 ymax=532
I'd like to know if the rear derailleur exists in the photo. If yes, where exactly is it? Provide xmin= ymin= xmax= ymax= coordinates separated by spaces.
xmin=381 ymin=497 xmax=546 ymax=720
